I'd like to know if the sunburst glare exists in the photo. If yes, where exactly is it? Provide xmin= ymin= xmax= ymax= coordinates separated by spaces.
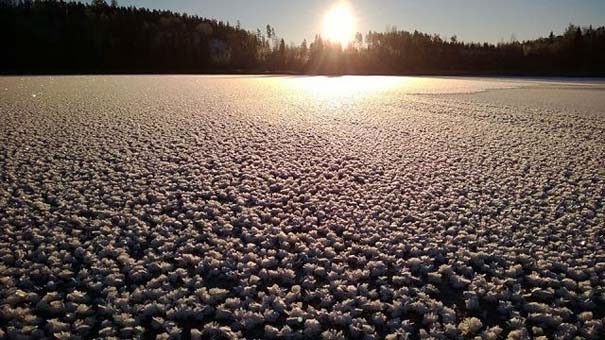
xmin=322 ymin=2 xmax=356 ymax=46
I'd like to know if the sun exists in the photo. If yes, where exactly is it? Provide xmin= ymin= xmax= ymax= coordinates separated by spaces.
xmin=322 ymin=2 xmax=356 ymax=46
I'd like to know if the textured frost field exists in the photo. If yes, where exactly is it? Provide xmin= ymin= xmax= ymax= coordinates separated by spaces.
xmin=1 ymin=76 xmax=604 ymax=339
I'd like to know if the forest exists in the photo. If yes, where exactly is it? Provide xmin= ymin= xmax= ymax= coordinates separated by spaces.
xmin=1 ymin=0 xmax=604 ymax=75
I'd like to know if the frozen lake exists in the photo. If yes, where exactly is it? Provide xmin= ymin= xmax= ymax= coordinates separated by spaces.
xmin=0 ymin=76 xmax=604 ymax=339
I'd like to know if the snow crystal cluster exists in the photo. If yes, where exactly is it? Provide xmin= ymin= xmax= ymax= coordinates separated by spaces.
xmin=0 ymin=76 xmax=604 ymax=339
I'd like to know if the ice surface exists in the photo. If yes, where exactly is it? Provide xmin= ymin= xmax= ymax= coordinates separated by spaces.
xmin=0 ymin=76 xmax=604 ymax=339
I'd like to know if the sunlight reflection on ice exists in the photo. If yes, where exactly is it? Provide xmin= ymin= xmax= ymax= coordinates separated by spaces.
xmin=273 ymin=76 xmax=526 ymax=103
xmin=284 ymin=76 xmax=405 ymax=100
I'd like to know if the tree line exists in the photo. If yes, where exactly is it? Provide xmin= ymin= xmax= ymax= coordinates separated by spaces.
xmin=1 ymin=0 xmax=604 ymax=75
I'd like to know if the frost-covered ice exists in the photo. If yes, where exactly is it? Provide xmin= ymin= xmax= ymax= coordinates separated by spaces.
xmin=0 ymin=75 xmax=604 ymax=339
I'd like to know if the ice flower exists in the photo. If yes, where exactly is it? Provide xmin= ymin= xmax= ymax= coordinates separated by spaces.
xmin=458 ymin=317 xmax=483 ymax=336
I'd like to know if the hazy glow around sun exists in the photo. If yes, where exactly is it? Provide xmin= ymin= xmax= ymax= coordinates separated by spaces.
xmin=322 ymin=2 xmax=356 ymax=46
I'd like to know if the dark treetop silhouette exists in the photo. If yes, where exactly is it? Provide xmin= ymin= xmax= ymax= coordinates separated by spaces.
xmin=1 ymin=0 xmax=604 ymax=75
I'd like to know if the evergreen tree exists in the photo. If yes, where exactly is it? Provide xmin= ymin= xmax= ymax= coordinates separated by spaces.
xmin=1 ymin=0 xmax=604 ymax=75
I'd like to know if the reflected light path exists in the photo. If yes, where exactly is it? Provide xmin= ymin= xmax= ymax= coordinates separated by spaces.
xmin=281 ymin=76 xmax=407 ymax=101
xmin=271 ymin=76 xmax=526 ymax=103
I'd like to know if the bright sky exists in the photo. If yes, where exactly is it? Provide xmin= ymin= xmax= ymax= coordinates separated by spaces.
xmin=114 ymin=0 xmax=605 ymax=44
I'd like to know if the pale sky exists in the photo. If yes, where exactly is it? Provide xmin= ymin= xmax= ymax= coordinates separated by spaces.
xmin=113 ymin=0 xmax=605 ymax=44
